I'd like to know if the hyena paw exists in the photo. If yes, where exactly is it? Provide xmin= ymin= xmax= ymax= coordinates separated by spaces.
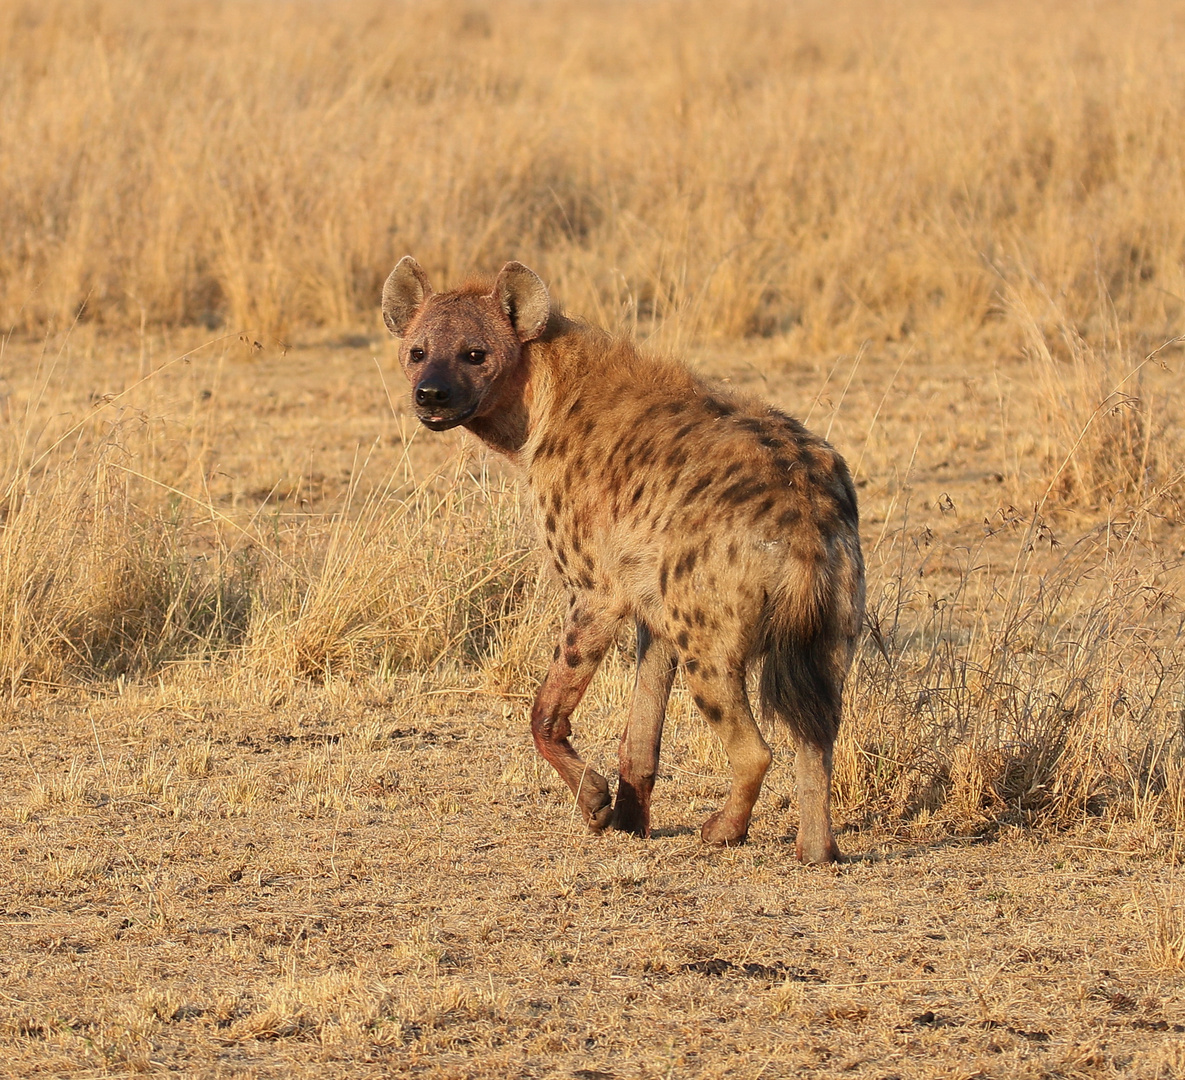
xmin=700 ymin=810 xmax=750 ymax=847
xmin=795 ymin=835 xmax=843 ymax=864
xmin=585 ymin=799 xmax=614 ymax=833
xmin=610 ymin=781 xmax=652 ymax=837
xmin=578 ymin=772 xmax=614 ymax=833
xmin=610 ymin=803 xmax=650 ymax=838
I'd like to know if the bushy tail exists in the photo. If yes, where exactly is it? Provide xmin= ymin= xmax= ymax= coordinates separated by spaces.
xmin=756 ymin=588 xmax=852 ymax=751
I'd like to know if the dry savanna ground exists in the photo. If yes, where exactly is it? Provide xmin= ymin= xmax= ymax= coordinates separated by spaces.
xmin=2 ymin=1 xmax=1185 ymax=1077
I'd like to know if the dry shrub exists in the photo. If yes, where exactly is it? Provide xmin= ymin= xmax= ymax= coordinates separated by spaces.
xmin=1007 ymin=284 xmax=1183 ymax=511
xmin=4 ymin=0 xmax=1185 ymax=354
xmin=839 ymin=501 xmax=1185 ymax=834
xmin=0 ymin=442 xmax=543 ymax=691
xmin=243 ymin=468 xmax=540 ymax=681
xmin=0 ymin=426 xmax=253 ymax=690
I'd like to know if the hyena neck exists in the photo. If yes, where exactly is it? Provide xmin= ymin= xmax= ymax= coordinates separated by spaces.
xmin=466 ymin=394 xmax=532 ymax=457
xmin=465 ymin=315 xmax=601 ymax=461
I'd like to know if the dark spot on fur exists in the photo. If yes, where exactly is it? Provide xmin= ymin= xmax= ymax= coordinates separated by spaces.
xmin=694 ymin=609 xmax=706 ymax=627
xmin=727 ymin=542 xmax=738 ymax=562
xmin=568 ymin=397 xmax=584 ymax=417
xmin=693 ymin=694 xmax=706 ymax=711
xmin=676 ymin=630 xmax=690 ymax=649
xmin=545 ymin=512 xmax=557 ymax=534
xmin=754 ymin=497 xmax=775 ymax=516
xmin=722 ymin=461 xmax=744 ymax=479
xmin=738 ymin=417 xmax=766 ymax=435
xmin=777 ymin=507 xmax=802 ymax=530
xmin=565 ymin=650 xmax=582 ymax=668
xmin=674 ymin=422 xmax=696 ymax=440
xmin=631 ymin=482 xmax=646 ymax=507
xmin=580 ymin=416 xmax=596 ymax=437
xmin=721 ymin=479 xmax=764 ymax=505
xmin=662 ymin=401 xmax=685 ymax=415
xmin=588 ymin=648 xmax=604 ymax=664
xmin=685 ymin=657 xmax=699 ymax=673
xmin=565 ymin=630 xmax=577 ymax=647
xmin=703 ymin=397 xmax=734 ymax=418
xmin=659 ymin=564 xmax=669 ymax=596
xmin=553 ymin=646 xmax=560 ymax=660
xmin=578 ymin=573 xmax=594 ymax=589
xmin=682 ymin=475 xmax=712 ymax=504
xmin=666 ymin=446 xmax=688 ymax=470
xmin=759 ymin=435 xmax=784 ymax=450
xmin=703 ymin=701 xmax=723 ymax=723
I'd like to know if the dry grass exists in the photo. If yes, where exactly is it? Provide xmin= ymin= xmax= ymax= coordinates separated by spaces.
xmin=2 ymin=0 xmax=1185 ymax=1075
xmin=4 ymin=0 xmax=1185 ymax=354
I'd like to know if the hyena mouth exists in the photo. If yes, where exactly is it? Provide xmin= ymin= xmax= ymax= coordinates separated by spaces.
xmin=416 ymin=404 xmax=479 ymax=431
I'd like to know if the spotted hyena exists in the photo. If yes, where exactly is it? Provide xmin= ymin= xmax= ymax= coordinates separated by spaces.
xmin=382 ymin=258 xmax=864 ymax=860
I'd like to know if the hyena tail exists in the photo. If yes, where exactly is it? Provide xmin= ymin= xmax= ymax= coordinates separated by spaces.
xmin=756 ymin=565 xmax=861 ymax=751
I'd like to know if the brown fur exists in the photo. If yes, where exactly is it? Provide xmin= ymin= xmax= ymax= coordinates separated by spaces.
xmin=382 ymin=258 xmax=865 ymax=859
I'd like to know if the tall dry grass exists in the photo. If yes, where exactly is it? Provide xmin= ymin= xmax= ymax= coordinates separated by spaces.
xmin=0 ymin=349 xmax=544 ymax=691
xmin=3 ymin=0 xmax=1185 ymax=353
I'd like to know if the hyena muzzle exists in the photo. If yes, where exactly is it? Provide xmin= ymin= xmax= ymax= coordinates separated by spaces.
xmin=382 ymin=257 xmax=865 ymax=860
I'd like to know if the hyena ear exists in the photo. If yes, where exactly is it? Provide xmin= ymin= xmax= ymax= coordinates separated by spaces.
xmin=491 ymin=262 xmax=550 ymax=343
xmin=382 ymin=256 xmax=433 ymax=337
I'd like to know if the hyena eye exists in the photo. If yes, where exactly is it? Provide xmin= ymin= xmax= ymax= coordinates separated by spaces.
xmin=466 ymin=349 xmax=487 ymax=364
xmin=409 ymin=347 xmax=425 ymax=362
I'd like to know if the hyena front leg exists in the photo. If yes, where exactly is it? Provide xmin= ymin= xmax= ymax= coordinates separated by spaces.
xmin=530 ymin=599 xmax=621 ymax=831
xmin=611 ymin=621 xmax=679 ymax=837
xmin=684 ymin=666 xmax=773 ymax=846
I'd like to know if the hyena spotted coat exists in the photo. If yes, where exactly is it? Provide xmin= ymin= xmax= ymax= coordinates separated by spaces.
xmin=382 ymin=257 xmax=864 ymax=860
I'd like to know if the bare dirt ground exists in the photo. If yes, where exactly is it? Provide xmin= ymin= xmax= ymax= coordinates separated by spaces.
xmin=0 ymin=694 xmax=1182 ymax=1080
xmin=0 ymin=332 xmax=1182 ymax=1078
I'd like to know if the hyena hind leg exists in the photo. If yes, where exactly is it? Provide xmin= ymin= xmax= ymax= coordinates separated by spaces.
xmin=761 ymin=627 xmax=849 ymax=865
xmin=794 ymin=738 xmax=842 ymax=865
xmin=612 ymin=621 xmax=678 ymax=837
xmin=683 ymin=665 xmax=772 ymax=846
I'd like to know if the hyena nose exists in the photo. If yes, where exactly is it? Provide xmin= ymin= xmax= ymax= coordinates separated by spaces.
xmin=415 ymin=381 xmax=451 ymax=408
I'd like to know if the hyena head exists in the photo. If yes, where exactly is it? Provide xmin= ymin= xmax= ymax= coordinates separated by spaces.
xmin=381 ymin=256 xmax=550 ymax=431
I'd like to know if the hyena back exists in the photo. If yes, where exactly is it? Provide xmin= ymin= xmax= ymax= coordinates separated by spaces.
xmin=382 ymin=257 xmax=864 ymax=860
